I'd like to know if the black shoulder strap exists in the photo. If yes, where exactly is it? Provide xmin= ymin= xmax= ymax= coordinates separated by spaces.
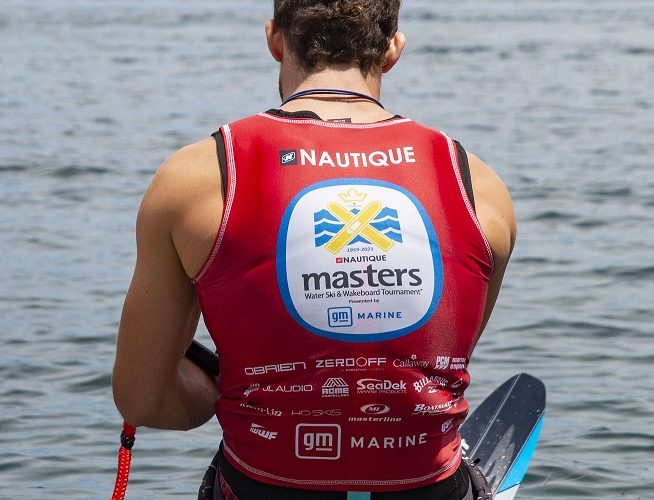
xmin=211 ymin=129 xmax=227 ymax=199
xmin=453 ymin=140 xmax=475 ymax=210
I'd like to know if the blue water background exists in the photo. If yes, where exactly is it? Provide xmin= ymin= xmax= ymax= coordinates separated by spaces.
xmin=1 ymin=0 xmax=653 ymax=497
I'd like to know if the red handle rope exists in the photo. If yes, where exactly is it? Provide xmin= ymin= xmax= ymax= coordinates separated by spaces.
xmin=111 ymin=422 xmax=137 ymax=500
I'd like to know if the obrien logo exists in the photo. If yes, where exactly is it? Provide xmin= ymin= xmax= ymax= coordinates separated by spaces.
xmin=280 ymin=150 xmax=297 ymax=165
xmin=277 ymin=179 xmax=443 ymax=343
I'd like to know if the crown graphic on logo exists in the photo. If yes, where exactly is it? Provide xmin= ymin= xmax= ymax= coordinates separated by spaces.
xmin=339 ymin=188 xmax=367 ymax=204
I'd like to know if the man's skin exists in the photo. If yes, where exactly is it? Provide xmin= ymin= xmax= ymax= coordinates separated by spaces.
xmin=112 ymin=20 xmax=516 ymax=431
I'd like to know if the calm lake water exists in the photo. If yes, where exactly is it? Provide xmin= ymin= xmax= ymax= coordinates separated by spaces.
xmin=1 ymin=0 xmax=653 ymax=498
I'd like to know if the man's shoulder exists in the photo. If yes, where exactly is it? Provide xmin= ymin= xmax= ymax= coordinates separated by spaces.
xmin=139 ymin=137 xmax=220 ymax=223
xmin=161 ymin=137 xmax=218 ymax=174
xmin=466 ymin=152 xmax=516 ymax=266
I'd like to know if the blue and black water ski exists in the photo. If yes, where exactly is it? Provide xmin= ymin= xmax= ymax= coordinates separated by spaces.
xmin=459 ymin=373 xmax=545 ymax=499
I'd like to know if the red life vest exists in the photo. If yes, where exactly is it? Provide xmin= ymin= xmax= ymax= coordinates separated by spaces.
xmin=193 ymin=111 xmax=493 ymax=492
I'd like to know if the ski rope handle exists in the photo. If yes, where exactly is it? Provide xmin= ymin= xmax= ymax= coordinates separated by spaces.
xmin=111 ymin=422 xmax=136 ymax=500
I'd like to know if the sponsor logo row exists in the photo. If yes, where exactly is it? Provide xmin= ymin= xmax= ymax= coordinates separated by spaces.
xmin=244 ymin=355 xmax=468 ymax=375
xmin=244 ymin=375 xmax=463 ymax=399
xmin=251 ymin=422 xmax=457 ymax=460
xmin=240 ymin=395 xmax=462 ymax=421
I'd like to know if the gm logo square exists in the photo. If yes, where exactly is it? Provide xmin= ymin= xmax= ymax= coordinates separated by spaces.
xmin=295 ymin=423 xmax=341 ymax=460
xmin=279 ymin=149 xmax=297 ymax=165
xmin=328 ymin=307 xmax=352 ymax=328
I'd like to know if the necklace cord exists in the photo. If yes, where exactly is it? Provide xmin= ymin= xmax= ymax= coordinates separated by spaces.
xmin=281 ymin=88 xmax=385 ymax=109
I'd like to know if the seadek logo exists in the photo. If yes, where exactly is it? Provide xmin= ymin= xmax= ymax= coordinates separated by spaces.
xmin=277 ymin=179 xmax=443 ymax=343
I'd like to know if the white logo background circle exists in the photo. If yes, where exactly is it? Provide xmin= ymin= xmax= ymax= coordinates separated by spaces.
xmin=277 ymin=180 xmax=442 ymax=342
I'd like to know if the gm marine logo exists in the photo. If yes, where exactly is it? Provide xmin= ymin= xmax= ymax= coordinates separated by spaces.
xmin=280 ymin=149 xmax=297 ymax=165
xmin=328 ymin=307 xmax=352 ymax=327
xmin=313 ymin=188 xmax=402 ymax=253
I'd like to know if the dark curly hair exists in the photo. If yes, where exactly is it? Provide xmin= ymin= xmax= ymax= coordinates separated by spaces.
xmin=273 ymin=0 xmax=401 ymax=75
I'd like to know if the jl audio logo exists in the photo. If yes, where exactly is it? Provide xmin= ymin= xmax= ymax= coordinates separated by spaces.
xmin=280 ymin=150 xmax=297 ymax=165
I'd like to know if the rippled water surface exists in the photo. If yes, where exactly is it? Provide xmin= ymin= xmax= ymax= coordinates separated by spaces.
xmin=1 ymin=0 xmax=653 ymax=498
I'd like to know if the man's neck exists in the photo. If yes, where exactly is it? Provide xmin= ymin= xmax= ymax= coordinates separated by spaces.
xmin=282 ymin=65 xmax=382 ymax=101
xmin=279 ymin=64 xmax=391 ymax=123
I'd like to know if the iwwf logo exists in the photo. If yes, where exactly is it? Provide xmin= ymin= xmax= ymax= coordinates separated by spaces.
xmin=313 ymin=188 xmax=402 ymax=253
xmin=250 ymin=423 xmax=278 ymax=440
xmin=280 ymin=149 xmax=297 ymax=165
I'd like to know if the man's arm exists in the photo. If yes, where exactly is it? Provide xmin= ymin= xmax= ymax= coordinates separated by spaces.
xmin=467 ymin=152 xmax=517 ymax=343
xmin=113 ymin=142 xmax=221 ymax=430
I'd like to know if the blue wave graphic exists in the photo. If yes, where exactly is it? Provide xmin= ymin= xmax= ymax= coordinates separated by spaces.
xmin=313 ymin=206 xmax=402 ymax=247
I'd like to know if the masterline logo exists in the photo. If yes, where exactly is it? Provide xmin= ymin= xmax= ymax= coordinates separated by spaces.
xmin=322 ymin=378 xmax=349 ymax=397
xmin=349 ymin=404 xmax=401 ymax=423
xmin=295 ymin=424 xmax=341 ymax=460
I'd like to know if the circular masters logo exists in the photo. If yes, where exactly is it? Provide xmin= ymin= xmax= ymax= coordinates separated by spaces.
xmin=276 ymin=179 xmax=443 ymax=342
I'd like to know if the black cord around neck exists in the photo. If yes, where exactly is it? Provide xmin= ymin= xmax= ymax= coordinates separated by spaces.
xmin=281 ymin=88 xmax=385 ymax=109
